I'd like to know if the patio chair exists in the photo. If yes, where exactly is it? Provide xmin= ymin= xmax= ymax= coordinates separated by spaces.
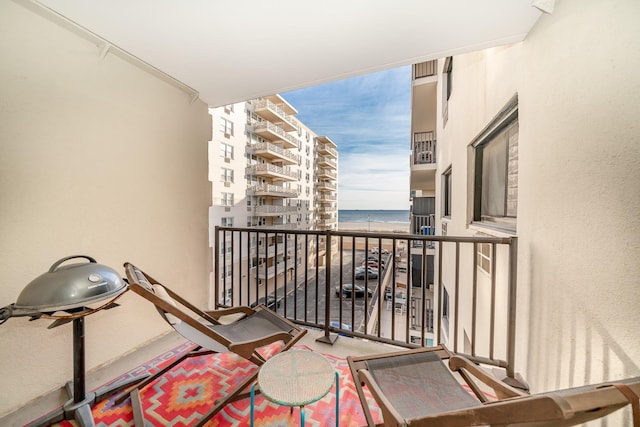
xmin=348 ymin=345 xmax=640 ymax=427
xmin=118 ymin=262 xmax=307 ymax=427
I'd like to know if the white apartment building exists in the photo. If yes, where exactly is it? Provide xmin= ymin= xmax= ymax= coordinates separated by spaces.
xmin=208 ymin=95 xmax=338 ymax=306
xmin=407 ymin=4 xmax=640 ymax=423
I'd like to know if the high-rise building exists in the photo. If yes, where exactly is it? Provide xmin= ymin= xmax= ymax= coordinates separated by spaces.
xmin=208 ymin=95 xmax=338 ymax=306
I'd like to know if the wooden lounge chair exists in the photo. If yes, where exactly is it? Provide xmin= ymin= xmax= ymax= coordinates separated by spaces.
xmin=118 ymin=262 xmax=307 ymax=427
xmin=348 ymin=345 xmax=640 ymax=427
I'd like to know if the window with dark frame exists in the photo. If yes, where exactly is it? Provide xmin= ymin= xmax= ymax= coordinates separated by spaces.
xmin=472 ymin=95 xmax=519 ymax=232
xmin=443 ymin=166 xmax=452 ymax=217
xmin=442 ymin=57 xmax=453 ymax=125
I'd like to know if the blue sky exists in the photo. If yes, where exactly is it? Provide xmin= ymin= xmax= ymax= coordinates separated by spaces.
xmin=282 ymin=66 xmax=411 ymax=211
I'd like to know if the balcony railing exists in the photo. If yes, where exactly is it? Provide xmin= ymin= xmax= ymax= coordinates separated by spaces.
xmin=215 ymin=227 xmax=520 ymax=384
xmin=413 ymin=131 xmax=437 ymax=165
xmin=246 ymin=163 xmax=298 ymax=181
xmin=252 ymin=98 xmax=300 ymax=132
xmin=252 ymin=205 xmax=299 ymax=216
xmin=247 ymin=184 xmax=299 ymax=198
xmin=246 ymin=141 xmax=299 ymax=165
xmin=251 ymin=121 xmax=298 ymax=148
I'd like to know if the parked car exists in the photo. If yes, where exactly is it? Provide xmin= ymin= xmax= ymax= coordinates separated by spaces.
xmin=334 ymin=283 xmax=372 ymax=298
xmin=250 ymin=294 xmax=283 ymax=311
xmin=355 ymin=266 xmax=379 ymax=280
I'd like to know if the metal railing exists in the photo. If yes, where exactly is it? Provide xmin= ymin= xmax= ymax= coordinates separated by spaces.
xmin=214 ymin=227 xmax=519 ymax=383
xmin=413 ymin=131 xmax=437 ymax=165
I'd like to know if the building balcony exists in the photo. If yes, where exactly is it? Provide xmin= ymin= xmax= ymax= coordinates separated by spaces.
xmin=252 ymin=205 xmax=299 ymax=216
xmin=316 ymin=181 xmax=337 ymax=191
xmin=316 ymin=136 xmax=338 ymax=158
xmin=317 ymin=193 xmax=337 ymax=202
xmin=316 ymin=168 xmax=337 ymax=180
xmin=316 ymin=156 xmax=337 ymax=168
xmin=247 ymin=184 xmax=299 ymax=198
xmin=251 ymin=98 xmax=300 ymax=132
xmin=246 ymin=164 xmax=298 ymax=181
xmin=251 ymin=121 xmax=298 ymax=149
xmin=246 ymin=141 xmax=299 ymax=165
xmin=412 ymin=131 xmax=437 ymax=166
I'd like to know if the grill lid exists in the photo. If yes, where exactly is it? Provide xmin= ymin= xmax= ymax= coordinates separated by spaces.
xmin=15 ymin=255 xmax=127 ymax=313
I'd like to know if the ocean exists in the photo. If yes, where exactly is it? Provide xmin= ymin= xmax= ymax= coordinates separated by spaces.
xmin=338 ymin=210 xmax=410 ymax=224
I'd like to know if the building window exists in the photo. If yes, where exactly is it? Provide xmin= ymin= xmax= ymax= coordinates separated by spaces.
xmin=443 ymin=166 xmax=452 ymax=218
xmin=472 ymin=95 xmax=518 ymax=232
xmin=220 ymin=117 xmax=234 ymax=136
xmin=442 ymin=57 xmax=453 ymax=126
xmin=220 ymin=167 xmax=234 ymax=183
xmin=220 ymin=143 xmax=233 ymax=160
xmin=221 ymin=217 xmax=234 ymax=227
xmin=221 ymin=192 xmax=234 ymax=206
xmin=223 ymin=104 xmax=234 ymax=113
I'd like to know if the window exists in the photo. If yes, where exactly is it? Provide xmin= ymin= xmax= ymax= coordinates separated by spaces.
xmin=221 ymin=217 xmax=234 ymax=227
xmin=442 ymin=57 xmax=453 ymax=125
xmin=472 ymin=95 xmax=518 ymax=231
xmin=220 ymin=167 xmax=234 ymax=183
xmin=223 ymin=104 xmax=234 ymax=113
xmin=220 ymin=143 xmax=233 ymax=160
xmin=443 ymin=166 xmax=452 ymax=217
xmin=221 ymin=192 xmax=234 ymax=206
xmin=220 ymin=117 xmax=234 ymax=136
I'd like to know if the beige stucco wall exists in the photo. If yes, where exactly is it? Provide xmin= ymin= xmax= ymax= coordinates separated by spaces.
xmin=437 ymin=0 xmax=640 ymax=410
xmin=0 ymin=1 xmax=212 ymax=416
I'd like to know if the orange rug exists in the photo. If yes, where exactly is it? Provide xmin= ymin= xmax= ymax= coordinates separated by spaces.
xmin=42 ymin=342 xmax=382 ymax=426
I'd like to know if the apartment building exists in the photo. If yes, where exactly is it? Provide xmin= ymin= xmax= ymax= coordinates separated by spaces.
xmin=208 ymin=95 xmax=338 ymax=306
xmin=404 ymin=2 xmax=640 ymax=417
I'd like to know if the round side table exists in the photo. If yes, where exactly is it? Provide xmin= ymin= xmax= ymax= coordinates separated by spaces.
xmin=250 ymin=349 xmax=339 ymax=426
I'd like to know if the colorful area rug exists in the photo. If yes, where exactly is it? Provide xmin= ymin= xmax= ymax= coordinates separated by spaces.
xmin=43 ymin=341 xmax=382 ymax=426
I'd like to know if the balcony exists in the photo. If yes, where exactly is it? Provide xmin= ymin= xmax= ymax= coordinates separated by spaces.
xmin=412 ymin=131 xmax=437 ymax=166
xmin=316 ymin=181 xmax=337 ymax=191
xmin=246 ymin=184 xmax=299 ymax=198
xmin=317 ymin=142 xmax=338 ymax=158
xmin=246 ymin=163 xmax=298 ymax=181
xmin=251 ymin=98 xmax=300 ymax=132
xmin=251 ymin=121 xmax=298 ymax=149
xmin=252 ymin=205 xmax=299 ymax=217
xmin=246 ymin=141 xmax=299 ymax=165
xmin=316 ymin=155 xmax=337 ymax=168
xmin=316 ymin=168 xmax=337 ymax=179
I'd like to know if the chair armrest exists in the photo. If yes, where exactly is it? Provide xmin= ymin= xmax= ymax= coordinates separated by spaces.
xmin=449 ymin=355 xmax=526 ymax=399
xmin=228 ymin=332 xmax=293 ymax=361
xmin=204 ymin=306 xmax=254 ymax=320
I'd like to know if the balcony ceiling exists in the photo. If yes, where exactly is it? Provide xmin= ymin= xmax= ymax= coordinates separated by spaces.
xmin=35 ymin=0 xmax=542 ymax=107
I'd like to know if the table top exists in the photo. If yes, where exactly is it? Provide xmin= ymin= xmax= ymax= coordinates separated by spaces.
xmin=258 ymin=349 xmax=335 ymax=407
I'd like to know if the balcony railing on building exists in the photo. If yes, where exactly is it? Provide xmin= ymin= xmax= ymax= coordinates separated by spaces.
xmin=413 ymin=60 xmax=437 ymax=80
xmin=247 ymin=184 xmax=299 ymax=198
xmin=251 ymin=98 xmax=299 ymax=132
xmin=251 ymin=121 xmax=298 ymax=149
xmin=316 ymin=168 xmax=337 ymax=180
xmin=317 ymin=156 xmax=337 ymax=168
xmin=317 ymin=144 xmax=338 ymax=158
xmin=413 ymin=131 xmax=437 ymax=165
xmin=252 ymin=205 xmax=299 ymax=216
xmin=246 ymin=164 xmax=298 ymax=181
xmin=214 ymin=227 xmax=521 ymax=387
xmin=246 ymin=141 xmax=299 ymax=165
xmin=316 ymin=181 xmax=337 ymax=191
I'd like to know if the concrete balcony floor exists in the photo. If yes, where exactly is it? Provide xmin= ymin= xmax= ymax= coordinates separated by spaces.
xmin=1 ymin=327 xmax=400 ymax=426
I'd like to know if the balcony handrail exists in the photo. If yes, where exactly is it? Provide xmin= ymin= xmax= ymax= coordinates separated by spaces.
xmin=252 ymin=121 xmax=298 ymax=146
xmin=246 ymin=163 xmax=298 ymax=180
xmin=247 ymin=141 xmax=299 ymax=163
xmin=413 ymin=131 xmax=437 ymax=165
xmin=214 ymin=227 xmax=520 ymax=385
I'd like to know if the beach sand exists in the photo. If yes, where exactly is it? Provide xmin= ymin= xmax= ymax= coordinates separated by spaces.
xmin=338 ymin=221 xmax=409 ymax=234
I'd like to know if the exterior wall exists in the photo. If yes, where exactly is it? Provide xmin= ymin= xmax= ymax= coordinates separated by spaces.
xmin=0 ymin=2 xmax=211 ymax=416
xmin=435 ymin=0 xmax=640 ymax=410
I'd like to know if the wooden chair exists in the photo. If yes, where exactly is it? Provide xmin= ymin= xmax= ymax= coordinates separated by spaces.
xmin=117 ymin=262 xmax=307 ymax=427
xmin=348 ymin=345 xmax=640 ymax=427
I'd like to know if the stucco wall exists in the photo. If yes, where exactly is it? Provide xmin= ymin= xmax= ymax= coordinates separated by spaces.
xmin=436 ymin=0 xmax=640 ymax=409
xmin=519 ymin=0 xmax=640 ymax=392
xmin=0 ymin=1 xmax=212 ymax=416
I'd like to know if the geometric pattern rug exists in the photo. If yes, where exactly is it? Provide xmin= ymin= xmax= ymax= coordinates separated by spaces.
xmin=42 ymin=341 xmax=383 ymax=426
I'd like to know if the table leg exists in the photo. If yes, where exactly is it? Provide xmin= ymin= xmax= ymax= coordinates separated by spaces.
xmin=250 ymin=382 xmax=256 ymax=427
xmin=335 ymin=371 xmax=339 ymax=427
xmin=300 ymin=405 xmax=305 ymax=426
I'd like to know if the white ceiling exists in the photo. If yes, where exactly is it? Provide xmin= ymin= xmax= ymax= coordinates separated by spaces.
xmin=35 ymin=0 xmax=542 ymax=107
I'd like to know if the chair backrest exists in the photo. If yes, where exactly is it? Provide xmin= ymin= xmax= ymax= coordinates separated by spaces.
xmin=124 ymin=262 xmax=306 ymax=363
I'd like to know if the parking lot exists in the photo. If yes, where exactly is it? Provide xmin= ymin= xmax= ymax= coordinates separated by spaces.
xmin=275 ymin=249 xmax=390 ymax=333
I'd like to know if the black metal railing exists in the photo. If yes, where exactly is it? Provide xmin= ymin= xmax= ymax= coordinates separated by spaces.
xmin=214 ymin=227 xmax=519 ymax=382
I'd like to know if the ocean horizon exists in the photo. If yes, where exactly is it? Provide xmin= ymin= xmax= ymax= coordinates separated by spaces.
xmin=338 ymin=209 xmax=410 ymax=224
